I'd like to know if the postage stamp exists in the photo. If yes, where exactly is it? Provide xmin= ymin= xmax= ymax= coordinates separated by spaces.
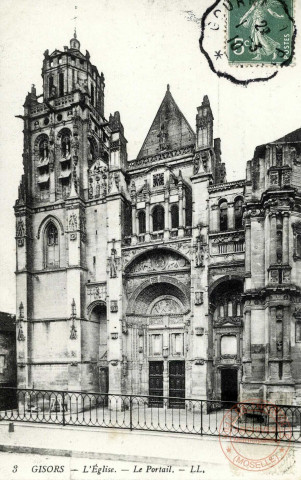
xmin=219 ymin=399 xmax=293 ymax=472
xmin=227 ymin=0 xmax=295 ymax=65
xmin=200 ymin=0 xmax=296 ymax=85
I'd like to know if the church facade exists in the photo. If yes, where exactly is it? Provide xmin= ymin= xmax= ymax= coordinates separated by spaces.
xmin=15 ymin=35 xmax=301 ymax=406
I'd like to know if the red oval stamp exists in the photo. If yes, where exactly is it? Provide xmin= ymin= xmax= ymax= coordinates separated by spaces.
xmin=219 ymin=399 xmax=292 ymax=472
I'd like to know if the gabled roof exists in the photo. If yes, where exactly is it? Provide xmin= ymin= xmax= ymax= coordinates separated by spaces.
xmin=254 ymin=127 xmax=301 ymax=158
xmin=274 ymin=127 xmax=301 ymax=144
xmin=137 ymin=85 xmax=195 ymax=160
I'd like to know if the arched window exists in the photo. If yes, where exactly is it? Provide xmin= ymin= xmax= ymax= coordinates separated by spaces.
xmin=171 ymin=204 xmax=179 ymax=229
xmin=39 ymin=139 xmax=49 ymax=160
xmin=277 ymin=229 xmax=283 ymax=263
xmin=88 ymin=138 xmax=96 ymax=162
xmin=276 ymin=146 xmax=283 ymax=167
xmin=219 ymin=201 xmax=228 ymax=231
xmin=234 ymin=198 xmax=243 ymax=229
xmin=296 ymin=321 xmax=301 ymax=342
xmin=91 ymin=84 xmax=95 ymax=106
xmin=45 ymin=222 xmax=59 ymax=268
xmin=152 ymin=205 xmax=165 ymax=232
xmin=61 ymin=135 xmax=71 ymax=159
xmin=297 ymin=234 xmax=301 ymax=258
xmin=49 ymin=75 xmax=54 ymax=97
xmin=59 ymin=73 xmax=64 ymax=97
xmin=138 ymin=211 xmax=146 ymax=234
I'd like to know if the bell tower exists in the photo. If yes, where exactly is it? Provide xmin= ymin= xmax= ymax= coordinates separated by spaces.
xmin=14 ymin=33 xmax=124 ymax=393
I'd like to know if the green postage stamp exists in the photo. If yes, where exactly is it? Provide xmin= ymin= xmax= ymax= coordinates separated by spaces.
xmin=227 ymin=0 xmax=294 ymax=65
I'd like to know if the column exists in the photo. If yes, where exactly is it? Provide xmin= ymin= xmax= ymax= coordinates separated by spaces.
xmin=164 ymin=194 xmax=169 ymax=240
xmin=243 ymin=310 xmax=251 ymax=360
xmin=228 ymin=202 xmax=234 ymax=229
xmin=270 ymin=214 xmax=277 ymax=265
xmin=283 ymin=306 xmax=292 ymax=380
xmin=245 ymin=222 xmax=251 ymax=275
xmin=131 ymin=204 xmax=137 ymax=245
xmin=269 ymin=307 xmax=277 ymax=357
xmin=282 ymin=212 xmax=290 ymax=265
xmin=282 ymin=306 xmax=290 ymax=358
xmin=178 ymin=189 xmax=184 ymax=237
xmin=145 ymin=201 xmax=150 ymax=242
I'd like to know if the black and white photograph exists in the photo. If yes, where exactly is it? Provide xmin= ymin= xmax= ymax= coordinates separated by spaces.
xmin=0 ymin=1 xmax=301 ymax=478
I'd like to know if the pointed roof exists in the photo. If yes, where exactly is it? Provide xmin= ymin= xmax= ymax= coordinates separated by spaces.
xmin=137 ymin=85 xmax=195 ymax=159
xmin=274 ymin=127 xmax=301 ymax=144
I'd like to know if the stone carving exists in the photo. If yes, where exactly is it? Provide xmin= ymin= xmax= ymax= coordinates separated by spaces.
xmin=213 ymin=317 xmax=242 ymax=327
xmin=88 ymin=159 xmax=108 ymax=199
xmin=269 ymin=171 xmax=279 ymax=186
xmin=122 ymin=355 xmax=128 ymax=377
xmin=129 ymin=252 xmax=189 ymax=275
xmin=194 ymin=358 xmax=205 ymax=365
xmin=69 ymin=213 xmax=77 ymax=231
xmin=282 ymin=270 xmax=291 ymax=283
xmin=251 ymin=344 xmax=265 ymax=354
xmin=151 ymin=298 xmax=181 ymax=315
xmin=70 ymin=299 xmax=77 ymax=340
xmin=80 ymin=213 xmax=87 ymax=243
xmin=68 ymin=213 xmax=78 ymax=241
xmin=108 ymin=172 xmax=120 ymax=193
xmin=16 ymin=219 xmax=25 ymax=247
xmin=293 ymin=308 xmax=301 ymax=319
xmin=269 ymin=269 xmax=279 ymax=284
xmin=122 ymin=241 xmax=193 ymax=270
xmin=195 ymin=241 xmax=204 ymax=268
xmin=193 ymin=152 xmax=201 ymax=175
xmin=87 ymin=283 xmax=107 ymax=302
xmin=128 ymin=145 xmax=195 ymax=170
xmin=110 ymin=300 xmax=118 ymax=313
xmin=109 ymin=244 xmax=118 ymax=278
xmin=195 ymin=292 xmax=203 ymax=305
xmin=17 ymin=302 xmax=25 ymax=341
xmin=122 ymin=318 xmax=128 ymax=334
xmin=282 ymin=169 xmax=291 ymax=186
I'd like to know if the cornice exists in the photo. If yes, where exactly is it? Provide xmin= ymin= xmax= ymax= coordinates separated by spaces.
xmin=208 ymin=180 xmax=245 ymax=193
xmin=127 ymin=144 xmax=195 ymax=171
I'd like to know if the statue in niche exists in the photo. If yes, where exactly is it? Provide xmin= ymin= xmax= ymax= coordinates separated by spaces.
xmin=69 ymin=213 xmax=77 ymax=231
xmin=193 ymin=153 xmax=201 ymax=175
xmin=195 ymin=240 xmax=204 ymax=267
xmin=110 ymin=243 xmax=118 ymax=278
xmin=50 ymin=86 xmax=57 ymax=98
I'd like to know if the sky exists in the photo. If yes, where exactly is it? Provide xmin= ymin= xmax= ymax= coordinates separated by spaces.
xmin=0 ymin=0 xmax=300 ymax=313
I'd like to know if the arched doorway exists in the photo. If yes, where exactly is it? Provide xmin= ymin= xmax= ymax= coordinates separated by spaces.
xmin=209 ymin=278 xmax=244 ymax=404
xmin=125 ymin=249 xmax=191 ymax=405
xmin=90 ymin=303 xmax=108 ymax=396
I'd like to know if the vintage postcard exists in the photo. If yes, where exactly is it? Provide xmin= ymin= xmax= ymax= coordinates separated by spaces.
xmin=0 ymin=0 xmax=301 ymax=479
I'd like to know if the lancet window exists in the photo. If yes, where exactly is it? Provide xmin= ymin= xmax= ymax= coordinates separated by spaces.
xmin=45 ymin=222 xmax=59 ymax=268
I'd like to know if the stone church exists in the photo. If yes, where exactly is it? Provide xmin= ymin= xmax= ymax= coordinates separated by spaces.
xmin=14 ymin=33 xmax=301 ymax=406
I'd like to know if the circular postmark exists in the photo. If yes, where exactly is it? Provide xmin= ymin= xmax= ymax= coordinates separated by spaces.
xmin=200 ymin=0 xmax=296 ymax=86
xmin=219 ymin=399 xmax=292 ymax=471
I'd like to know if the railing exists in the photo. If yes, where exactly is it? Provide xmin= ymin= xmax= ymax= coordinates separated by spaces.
xmin=0 ymin=388 xmax=300 ymax=442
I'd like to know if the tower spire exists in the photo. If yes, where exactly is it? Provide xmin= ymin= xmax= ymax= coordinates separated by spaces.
xmin=70 ymin=5 xmax=80 ymax=50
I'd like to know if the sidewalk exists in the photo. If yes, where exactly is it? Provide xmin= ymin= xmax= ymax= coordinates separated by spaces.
xmin=0 ymin=421 xmax=300 ymax=480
